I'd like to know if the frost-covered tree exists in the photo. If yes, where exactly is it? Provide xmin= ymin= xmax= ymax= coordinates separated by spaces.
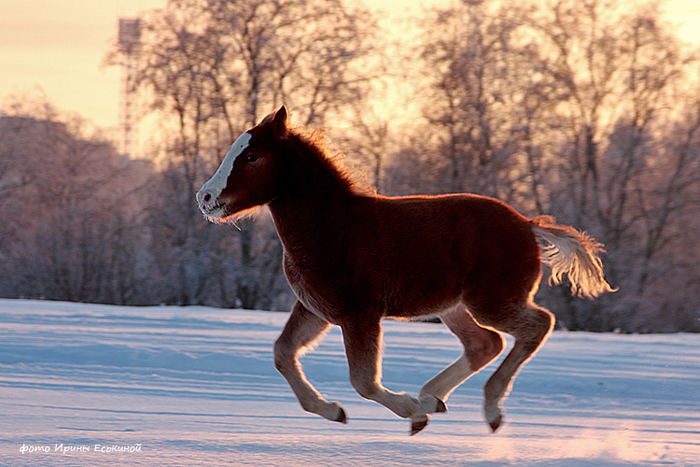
xmin=408 ymin=0 xmax=700 ymax=332
xmin=0 ymin=100 xmax=155 ymax=304
xmin=105 ymin=0 xmax=378 ymax=308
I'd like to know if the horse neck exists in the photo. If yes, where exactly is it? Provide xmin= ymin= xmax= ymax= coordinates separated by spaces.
xmin=268 ymin=138 xmax=356 ymax=260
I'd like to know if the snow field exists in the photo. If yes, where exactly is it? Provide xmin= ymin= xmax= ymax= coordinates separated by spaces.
xmin=0 ymin=299 xmax=698 ymax=466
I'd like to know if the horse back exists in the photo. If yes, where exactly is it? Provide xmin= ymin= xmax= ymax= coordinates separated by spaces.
xmin=286 ymin=193 xmax=542 ymax=324
xmin=368 ymin=194 xmax=540 ymax=315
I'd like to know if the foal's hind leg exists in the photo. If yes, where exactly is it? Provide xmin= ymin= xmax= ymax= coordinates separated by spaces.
xmin=274 ymin=301 xmax=346 ymax=423
xmin=482 ymin=302 xmax=554 ymax=432
xmin=410 ymin=306 xmax=505 ymax=435
xmin=341 ymin=319 xmax=446 ymax=427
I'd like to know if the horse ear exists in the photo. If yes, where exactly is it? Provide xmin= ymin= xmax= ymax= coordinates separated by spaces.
xmin=271 ymin=106 xmax=289 ymax=137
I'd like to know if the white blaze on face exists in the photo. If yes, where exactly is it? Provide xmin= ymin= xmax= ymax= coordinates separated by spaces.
xmin=196 ymin=132 xmax=252 ymax=215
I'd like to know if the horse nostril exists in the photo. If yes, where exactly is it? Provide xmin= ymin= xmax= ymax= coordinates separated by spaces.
xmin=203 ymin=192 xmax=211 ymax=203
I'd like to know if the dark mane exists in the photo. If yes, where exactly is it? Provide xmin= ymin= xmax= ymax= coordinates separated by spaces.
xmin=287 ymin=124 xmax=372 ymax=196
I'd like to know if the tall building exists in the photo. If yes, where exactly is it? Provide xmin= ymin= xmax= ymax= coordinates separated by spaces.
xmin=118 ymin=18 xmax=141 ymax=158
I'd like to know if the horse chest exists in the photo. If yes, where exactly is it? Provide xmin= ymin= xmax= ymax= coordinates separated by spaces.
xmin=283 ymin=257 xmax=347 ymax=324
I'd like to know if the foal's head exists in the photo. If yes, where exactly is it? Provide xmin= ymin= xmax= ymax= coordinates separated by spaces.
xmin=197 ymin=107 xmax=289 ymax=222
xmin=197 ymin=106 xmax=363 ymax=223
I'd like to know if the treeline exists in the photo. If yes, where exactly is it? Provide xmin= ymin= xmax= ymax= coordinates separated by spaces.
xmin=1 ymin=0 xmax=699 ymax=332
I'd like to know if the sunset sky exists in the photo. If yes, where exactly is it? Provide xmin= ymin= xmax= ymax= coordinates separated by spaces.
xmin=1 ymin=0 xmax=699 ymax=132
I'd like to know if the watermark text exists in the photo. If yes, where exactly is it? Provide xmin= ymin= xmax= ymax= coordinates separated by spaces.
xmin=19 ymin=443 xmax=142 ymax=455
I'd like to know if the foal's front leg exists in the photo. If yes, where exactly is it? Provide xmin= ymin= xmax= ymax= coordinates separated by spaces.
xmin=274 ymin=301 xmax=346 ymax=423
xmin=341 ymin=320 xmax=446 ymax=432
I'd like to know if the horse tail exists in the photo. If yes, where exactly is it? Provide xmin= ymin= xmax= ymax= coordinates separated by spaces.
xmin=530 ymin=215 xmax=617 ymax=299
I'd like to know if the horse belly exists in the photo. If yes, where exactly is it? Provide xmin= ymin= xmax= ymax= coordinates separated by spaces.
xmin=384 ymin=294 xmax=461 ymax=319
xmin=380 ymin=254 xmax=467 ymax=319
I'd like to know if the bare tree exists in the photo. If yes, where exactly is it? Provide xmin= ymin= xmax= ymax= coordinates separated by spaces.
xmin=411 ymin=0 xmax=700 ymax=331
xmin=525 ymin=0 xmax=699 ymax=330
xmin=417 ymin=0 xmax=566 ymax=205
xmin=105 ymin=0 xmax=378 ymax=308
xmin=0 ymin=101 xmax=155 ymax=304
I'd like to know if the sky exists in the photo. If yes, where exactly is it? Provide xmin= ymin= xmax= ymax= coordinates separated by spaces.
xmin=1 ymin=0 xmax=700 ymax=133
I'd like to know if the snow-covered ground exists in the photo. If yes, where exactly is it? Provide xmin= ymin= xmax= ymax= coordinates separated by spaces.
xmin=0 ymin=299 xmax=698 ymax=466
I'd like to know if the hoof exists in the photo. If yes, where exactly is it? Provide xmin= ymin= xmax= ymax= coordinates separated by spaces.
xmin=435 ymin=398 xmax=447 ymax=413
xmin=410 ymin=416 xmax=429 ymax=436
xmin=419 ymin=394 xmax=448 ymax=414
xmin=484 ymin=403 xmax=503 ymax=432
xmin=488 ymin=414 xmax=502 ymax=433
xmin=334 ymin=407 xmax=348 ymax=424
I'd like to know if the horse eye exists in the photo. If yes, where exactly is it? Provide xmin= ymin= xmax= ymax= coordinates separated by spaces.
xmin=246 ymin=154 xmax=258 ymax=163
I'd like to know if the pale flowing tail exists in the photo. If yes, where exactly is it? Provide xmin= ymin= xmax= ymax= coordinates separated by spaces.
xmin=530 ymin=216 xmax=617 ymax=299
